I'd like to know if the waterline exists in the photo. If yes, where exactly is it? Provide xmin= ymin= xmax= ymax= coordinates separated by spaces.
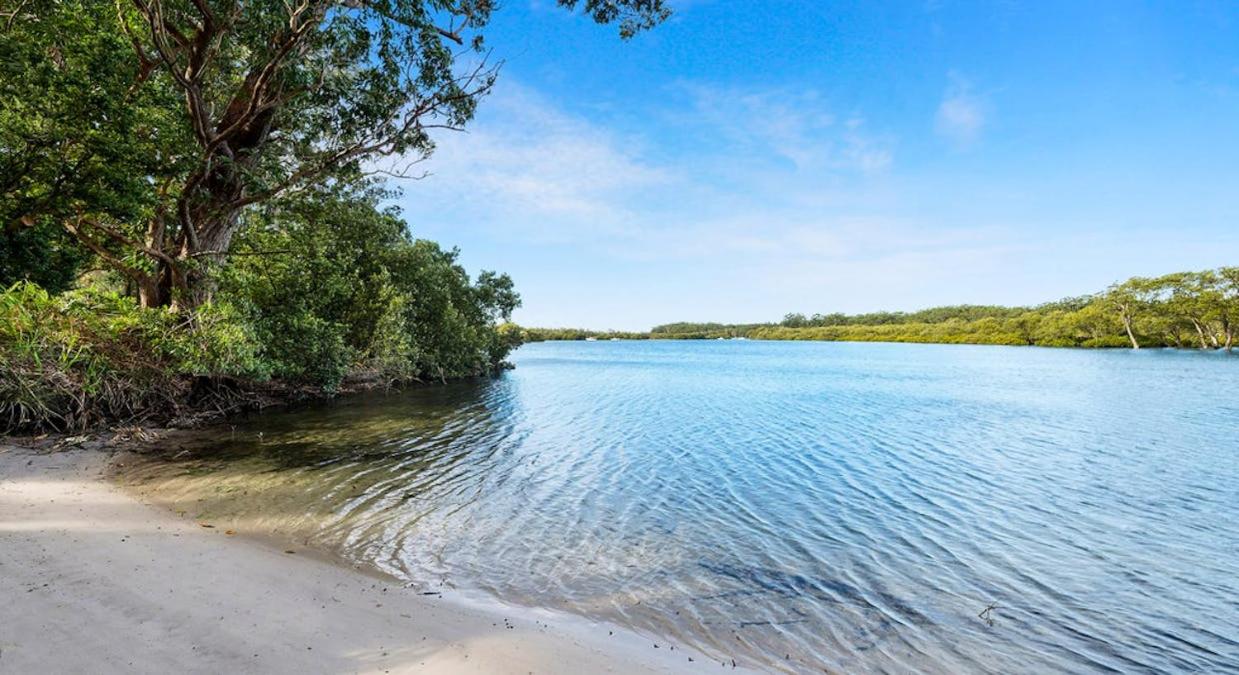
xmin=118 ymin=341 xmax=1239 ymax=672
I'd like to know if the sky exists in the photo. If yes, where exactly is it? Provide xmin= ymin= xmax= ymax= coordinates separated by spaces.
xmin=395 ymin=0 xmax=1239 ymax=330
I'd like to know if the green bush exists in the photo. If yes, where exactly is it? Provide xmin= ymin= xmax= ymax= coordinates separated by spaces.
xmin=0 ymin=185 xmax=522 ymax=430
xmin=220 ymin=185 xmax=521 ymax=390
xmin=0 ymin=221 xmax=88 ymax=293
xmin=1081 ymin=335 xmax=1136 ymax=349
xmin=0 ymin=282 xmax=267 ymax=431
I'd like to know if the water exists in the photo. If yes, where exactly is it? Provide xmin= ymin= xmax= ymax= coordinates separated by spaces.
xmin=121 ymin=341 xmax=1239 ymax=673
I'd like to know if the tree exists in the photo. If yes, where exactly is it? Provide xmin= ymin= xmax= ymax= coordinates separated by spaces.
xmin=1105 ymin=277 xmax=1156 ymax=349
xmin=1178 ymin=271 xmax=1222 ymax=349
xmin=2 ymin=0 xmax=668 ymax=310
xmin=781 ymin=312 xmax=809 ymax=328
xmin=1217 ymin=267 xmax=1239 ymax=351
xmin=1 ymin=3 xmax=192 ymax=295
xmin=221 ymin=182 xmax=521 ymax=387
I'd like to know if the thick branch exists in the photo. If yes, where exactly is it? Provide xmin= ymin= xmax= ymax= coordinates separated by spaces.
xmin=63 ymin=218 xmax=148 ymax=283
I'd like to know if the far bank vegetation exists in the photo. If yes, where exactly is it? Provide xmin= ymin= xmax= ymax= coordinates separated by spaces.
xmin=524 ymin=268 xmax=1239 ymax=351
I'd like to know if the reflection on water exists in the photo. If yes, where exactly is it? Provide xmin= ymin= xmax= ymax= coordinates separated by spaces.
xmin=120 ymin=341 xmax=1239 ymax=673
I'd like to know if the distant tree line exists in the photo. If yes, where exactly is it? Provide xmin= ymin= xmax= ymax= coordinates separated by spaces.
xmin=526 ymin=268 xmax=1239 ymax=351
xmin=761 ymin=269 xmax=1238 ymax=350
xmin=523 ymin=328 xmax=652 ymax=342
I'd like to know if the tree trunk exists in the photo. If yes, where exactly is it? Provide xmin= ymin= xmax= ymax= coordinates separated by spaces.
xmin=1122 ymin=314 xmax=1139 ymax=349
xmin=1190 ymin=319 xmax=1211 ymax=350
xmin=137 ymin=273 xmax=165 ymax=309
xmin=174 ymin=216 xmax=237 ymax=311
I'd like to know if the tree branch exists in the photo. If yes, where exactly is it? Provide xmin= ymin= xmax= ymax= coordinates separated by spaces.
xmin=74 ymin=213 xmax=178 ymax=267
xmin=63 ymin=217 xmax=148 ymax=283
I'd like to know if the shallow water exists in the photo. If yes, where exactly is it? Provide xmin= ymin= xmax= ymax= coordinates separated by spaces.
xmin=122 ymin=341 xmax=1239 ymax=673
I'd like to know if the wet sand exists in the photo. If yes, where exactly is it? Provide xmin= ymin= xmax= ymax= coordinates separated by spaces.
xmin=0 ymin=444 xmax=718 ymax=674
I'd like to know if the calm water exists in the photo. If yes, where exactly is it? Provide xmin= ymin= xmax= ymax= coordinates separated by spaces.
xmin=122 ymin=341 xmax=1239 ymax=673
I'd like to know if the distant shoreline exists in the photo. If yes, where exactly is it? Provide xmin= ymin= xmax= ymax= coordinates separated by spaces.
xmin=522 ymin=266 xmax=1238 ymax=352
xmin=522 ymin=332 xmax=1238 ymax=351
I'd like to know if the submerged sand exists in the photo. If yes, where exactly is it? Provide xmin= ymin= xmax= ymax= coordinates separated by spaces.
xmin=0 ymin=444 xmax=718 ymax=674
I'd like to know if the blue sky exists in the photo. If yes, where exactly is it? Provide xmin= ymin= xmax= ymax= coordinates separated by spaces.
xmin=397 ymin=0 xmax=1239 ymax=330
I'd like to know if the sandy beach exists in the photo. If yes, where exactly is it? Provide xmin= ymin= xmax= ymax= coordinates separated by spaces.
xmin=0 ymin=444 xmax=713 ymax=674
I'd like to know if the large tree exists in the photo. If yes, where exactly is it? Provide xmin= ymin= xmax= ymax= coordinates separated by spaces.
xmin=1 ymin=3 xmax=192 ymax=295
xmin=1105 ymin=277 xmax=1156 ymax=349
xmin=1 ymin=0 xmax=667 ymax=309
xmin=1218 ymin=267 xmax=1239 ymax=351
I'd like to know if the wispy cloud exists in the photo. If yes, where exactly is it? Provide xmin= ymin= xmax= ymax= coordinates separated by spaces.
xmin=935 ymin=75 xmax=987 ymax=146
xmin=408 ymin=83 xmax=670 ymax=244
xmin=408 ymin=80 xmax=898 ymax=247
xmin=398 ymin=79 xmax=1046 ymax=325
xmin=670 ymin=83 xmax=893 ymax=172
xmin=406 ymin=78 xmax=1009 ymax=267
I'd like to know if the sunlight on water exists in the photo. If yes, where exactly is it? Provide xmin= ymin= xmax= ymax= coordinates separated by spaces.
xmin=119 ymin=341 xmax=1239 ymax=673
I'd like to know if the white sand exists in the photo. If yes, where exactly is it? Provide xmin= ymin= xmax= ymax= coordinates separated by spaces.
xmin=0 ymin=445 xmax=721 ymax=674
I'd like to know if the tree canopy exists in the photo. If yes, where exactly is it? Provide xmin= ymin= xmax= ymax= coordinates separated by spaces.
xmin=1 ymin=0 xmax=668 ymax=308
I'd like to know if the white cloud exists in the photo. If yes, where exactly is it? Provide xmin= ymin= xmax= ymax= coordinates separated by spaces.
xmin=671 ymin=83 xmax=893 ymax=172
xmin=422 ymin=83 xmax=668 ymax=227
xmin=935 ymin=76 xmax=987 ymax=146
xmin=405 ymin=79 xmax=899 ymax=253
xmin=397 ymin=79 xmax=1035 ymax=323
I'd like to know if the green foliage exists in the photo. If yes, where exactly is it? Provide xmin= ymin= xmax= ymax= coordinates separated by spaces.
xmin=557 ymin=0 xmax=671 ymax=38
xmin=0 ymin=1 xmax=192 ymax=285
xmin=523 ymin=328 xmax=652 ymax=342
xmin=0 ymin=0 xmax=670 ymax=430
xmin=220 ymin=186 xmax=521 ymax=390
xmin=748 ymin=322 xmax=1029 ymax=346
xmin=756 ymin=270 xmax=1238 ymax=348
xmin=0 ymin=220 xmax=87 ymax=292
xmin=0 ymin=282 xmax=266 ymax=431
xmin=545 ymin=269 xmax=1239 ymax=351
xmin=780 ymin=305 xmax=1030 ymax=328
xmin=1 ymin=0 xmax=668 ymax=307
xmin=649 ymin=322 xmax=758 ymax=336
xmin=0 ymin=183 xmax=524 ymax=430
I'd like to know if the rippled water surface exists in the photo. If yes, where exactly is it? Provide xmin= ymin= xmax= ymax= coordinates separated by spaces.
xmin=123 ymin=341 xmax=1239 ymax=672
